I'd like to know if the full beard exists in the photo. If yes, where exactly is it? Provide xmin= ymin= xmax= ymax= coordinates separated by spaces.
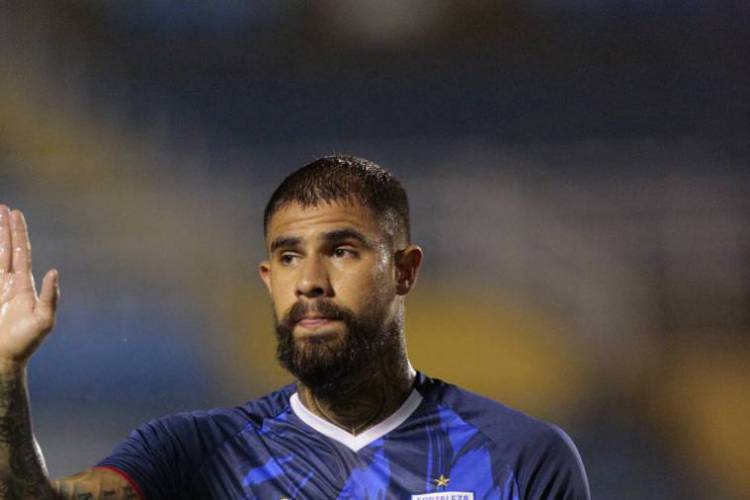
xmin=274 ymin=298 xmax=404 ymax=400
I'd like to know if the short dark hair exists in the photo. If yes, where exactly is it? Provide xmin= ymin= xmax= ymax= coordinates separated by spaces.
xmin=264 ymin=154 xmax=410 ymax=246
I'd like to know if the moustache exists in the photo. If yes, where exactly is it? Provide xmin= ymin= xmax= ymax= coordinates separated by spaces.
xmin=281 ymin=300 xmax=351 ymax=327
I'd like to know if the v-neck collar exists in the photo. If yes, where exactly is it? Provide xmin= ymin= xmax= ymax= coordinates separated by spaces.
xmin=289 ymin=388 xmax=423 ymax=452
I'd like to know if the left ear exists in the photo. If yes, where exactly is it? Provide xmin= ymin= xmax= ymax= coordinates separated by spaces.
xmin=395 ymin=245 xmax=423 ymax=295
xmin=258 ymin=260 xmax=272 ymax=295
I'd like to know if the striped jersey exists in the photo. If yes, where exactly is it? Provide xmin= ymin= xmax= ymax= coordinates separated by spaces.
xmin=97 ymin=372 xmax=590 ymax=499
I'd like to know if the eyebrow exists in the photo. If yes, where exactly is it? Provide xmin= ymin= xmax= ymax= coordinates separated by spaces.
xmin=269 ymin=228 xmax=375 ymax=253
xmin=270 ymin=235 xmax=302 ymax=253
xmin=321 ymin=228 xmax=373 ymax=247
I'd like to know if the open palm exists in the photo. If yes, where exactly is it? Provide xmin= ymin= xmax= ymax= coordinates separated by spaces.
xmin=0 ymin=206 xmax=58 ymax=365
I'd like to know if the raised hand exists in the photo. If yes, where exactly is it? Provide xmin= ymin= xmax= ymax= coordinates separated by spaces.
xmin=0 ymin=205 xmax=59 ymax=367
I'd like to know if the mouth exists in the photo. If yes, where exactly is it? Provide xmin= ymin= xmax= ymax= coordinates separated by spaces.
xmin=296 ymin=317 xmax=337 ymax=330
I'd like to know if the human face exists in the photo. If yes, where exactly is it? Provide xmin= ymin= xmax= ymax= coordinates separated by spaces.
xmin=259 ymin=200 xmax=404 ymax=388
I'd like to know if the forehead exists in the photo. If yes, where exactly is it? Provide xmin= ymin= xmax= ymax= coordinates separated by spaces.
xmin=266 ymin=201 xmax=383 ymax=244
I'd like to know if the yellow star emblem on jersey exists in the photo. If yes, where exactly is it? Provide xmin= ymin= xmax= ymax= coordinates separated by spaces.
xmin=433 ymin=474 xmax=450 ymax=487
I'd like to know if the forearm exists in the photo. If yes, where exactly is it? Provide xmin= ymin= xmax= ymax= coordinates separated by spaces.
xmin=0 ymin=363 xmax=57 ymax=500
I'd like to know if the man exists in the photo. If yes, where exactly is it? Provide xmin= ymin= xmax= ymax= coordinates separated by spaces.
xmin=0 ymin=155 xmax=590 ymax=499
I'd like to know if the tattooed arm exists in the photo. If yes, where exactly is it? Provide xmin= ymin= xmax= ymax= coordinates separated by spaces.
xmin=51 ymin=469 xmax=141 ymax=499
xmin=0 ymin=362 xmax=53 ymax=498
xmin=0 ymin=206 xmax=141 ymax=499
xmin=0 ymin=364 xmax=139 ymax=500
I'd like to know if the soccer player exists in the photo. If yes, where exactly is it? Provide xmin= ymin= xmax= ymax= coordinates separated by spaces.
xmin=0 ymin=155 xmax=590 ymax=499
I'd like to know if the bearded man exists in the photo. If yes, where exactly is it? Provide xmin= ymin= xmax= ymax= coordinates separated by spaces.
xmin=0 ymin=155 xmax=590 ymax=499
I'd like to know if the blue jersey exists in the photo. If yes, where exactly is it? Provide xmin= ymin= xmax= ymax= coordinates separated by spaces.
xmin=97 ymin=373 xmax=590 ymax=499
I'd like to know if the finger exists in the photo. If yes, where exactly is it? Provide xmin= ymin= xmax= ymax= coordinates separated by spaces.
xmin=0 ymin=205 xmax=10 ymax=274
xmin=9 ymin=210 xmax=32 ymax=275
xmin=36 ymin=269 xmax=60 ymax=327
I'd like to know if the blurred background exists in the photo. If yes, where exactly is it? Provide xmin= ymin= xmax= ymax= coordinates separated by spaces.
xmin=1 ymin=1 xmax=749 ymax=498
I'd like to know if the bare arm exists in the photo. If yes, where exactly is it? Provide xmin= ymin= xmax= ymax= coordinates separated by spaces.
xmin=0 ymin=362 xmax=53 ymax=498
xmin=51 ymin=469 xmax=141 ymax=499
xmin=0 ymin=206 xmax=140 ymax=500
xmin=0 ymin=364 xmax=138 ymax=500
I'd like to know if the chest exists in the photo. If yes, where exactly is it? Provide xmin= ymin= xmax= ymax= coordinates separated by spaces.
xmin=193 ymin=419 xmax=516 ymax=499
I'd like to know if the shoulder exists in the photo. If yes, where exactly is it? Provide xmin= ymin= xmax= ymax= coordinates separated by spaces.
xmin=145 ymin=383 xmax=296 ymax=446
xmin=417 ymin=373 xmax=590 ymax=499
xmin=100 ymin=384 xmax=296 ymax=470
xmin=418 ymin=373 xmax=557 ymax=446
xmin=97 ymin=385 xmax=297 ymax=499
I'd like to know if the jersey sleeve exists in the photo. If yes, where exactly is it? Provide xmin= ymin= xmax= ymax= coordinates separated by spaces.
xmin=518 ymin=425 xmax=591 ymax=500
xmin=96 ymin=415 xmax=202 ymax=500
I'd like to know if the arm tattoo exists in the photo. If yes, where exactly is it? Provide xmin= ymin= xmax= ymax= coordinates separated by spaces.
xmin=52 ymin=470 xmax=140 ymax=500
xmin=0 ymin=369 xmax=139 ymax=500
xmin=0 ymin=372 xmax=57 ymax=499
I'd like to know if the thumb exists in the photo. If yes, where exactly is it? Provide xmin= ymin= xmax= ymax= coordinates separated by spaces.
xmin=36 ymin=269 xmax=60 ymax=327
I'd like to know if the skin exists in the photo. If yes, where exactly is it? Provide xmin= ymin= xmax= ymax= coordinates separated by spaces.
xmin=0 ymin=199 xmax=422 ymax=498
xmin=0 ymin=205 xmax=133 ymax=499
xmin=259 ymin=200 xmax=423 ymax=435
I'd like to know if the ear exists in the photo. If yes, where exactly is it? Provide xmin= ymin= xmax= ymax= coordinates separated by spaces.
xmin=258 ymin=260 xmax=272 ymax=294
xmin=395 ymin=245 xmax=423 ymax=295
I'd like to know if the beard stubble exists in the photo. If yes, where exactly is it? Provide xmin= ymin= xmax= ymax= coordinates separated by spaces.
xmin=274 ymin=297 xmax=403 ymax=398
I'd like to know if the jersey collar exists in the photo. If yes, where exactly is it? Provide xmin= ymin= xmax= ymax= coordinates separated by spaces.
xmin=289 ymin=388 xmax=423 ymax=452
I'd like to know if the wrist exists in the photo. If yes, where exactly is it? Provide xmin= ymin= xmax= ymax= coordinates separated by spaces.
xmin=0 ymin=358 xmax=27 ymax=378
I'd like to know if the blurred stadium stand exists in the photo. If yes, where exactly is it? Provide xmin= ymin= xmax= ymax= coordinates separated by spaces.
xmin=1 ymin=2 xmax=748 ymax=498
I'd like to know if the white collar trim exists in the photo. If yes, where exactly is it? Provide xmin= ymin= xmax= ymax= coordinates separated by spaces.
xmin=289 ymin=388 xmax=423 ymax=452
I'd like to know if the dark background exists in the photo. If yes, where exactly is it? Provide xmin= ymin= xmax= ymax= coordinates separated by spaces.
xmin=1 ymin=2 xmax=748 ymax=498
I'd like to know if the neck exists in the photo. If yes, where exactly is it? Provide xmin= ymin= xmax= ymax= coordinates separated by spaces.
xmin=297 ymin=355 xmax=415 ymax=436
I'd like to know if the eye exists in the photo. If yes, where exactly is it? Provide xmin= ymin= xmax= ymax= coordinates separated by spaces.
xmin=333 ymin=247 xmax=357 ymax=259
xmin=279 ymin=253 xmax=299 ymax=265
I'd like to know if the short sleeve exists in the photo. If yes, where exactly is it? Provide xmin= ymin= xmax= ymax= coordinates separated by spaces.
xmin=518 ymin=425 xmax=591 ymax=500
xmin=96 ymin=416 xmax=198 ymax=500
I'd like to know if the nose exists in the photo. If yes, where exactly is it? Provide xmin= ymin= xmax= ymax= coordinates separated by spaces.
xmin=295 ymin=255 xmax=332 ymax=299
